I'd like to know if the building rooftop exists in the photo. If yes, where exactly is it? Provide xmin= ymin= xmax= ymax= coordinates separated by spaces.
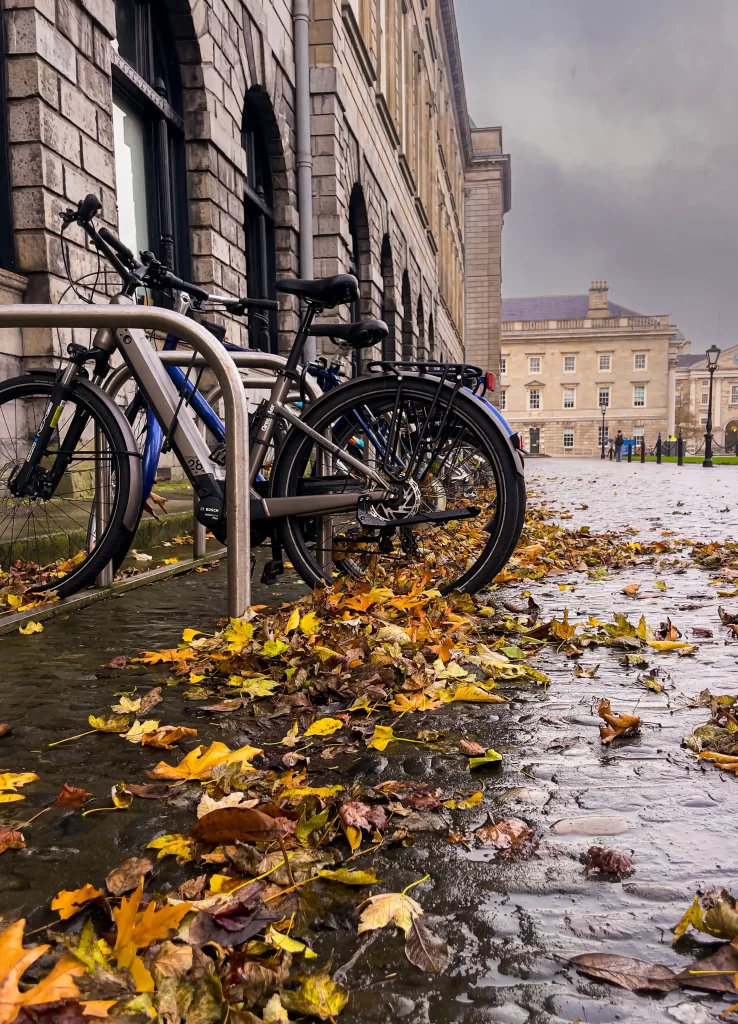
xmin=502 ymin=294 xmax=645 ymax=322
xmin=677 ymin=353 xmax=705 ymax=368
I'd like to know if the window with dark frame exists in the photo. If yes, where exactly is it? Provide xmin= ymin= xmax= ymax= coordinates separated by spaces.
xmin=112 ymin=0 xmax=189 ymax=274
xmin=242 ymin=93 xmax=277 ymax=353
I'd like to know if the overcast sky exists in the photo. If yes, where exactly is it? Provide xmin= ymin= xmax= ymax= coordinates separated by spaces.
xmin=456 ymin=0 xmax=738 ymax=350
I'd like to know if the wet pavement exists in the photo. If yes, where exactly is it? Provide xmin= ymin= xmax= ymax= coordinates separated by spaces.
xmin=2 ymin=458 xmax=738 ymax=1023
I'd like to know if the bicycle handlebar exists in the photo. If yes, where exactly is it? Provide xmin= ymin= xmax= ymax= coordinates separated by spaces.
xmin=97 ymin=226 xmax=135 ymax=266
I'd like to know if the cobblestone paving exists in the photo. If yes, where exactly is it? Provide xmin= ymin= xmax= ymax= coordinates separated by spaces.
xmin=1 ymin=459 xmax=738 ymax=1022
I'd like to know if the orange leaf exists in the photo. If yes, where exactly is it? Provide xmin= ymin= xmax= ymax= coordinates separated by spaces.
xmin=0 ymin=919 xmax=83 ymax=1023
xmin=598 ymin=698 xmax=641 ymax=744
xmin=51 ymin=884 xmax=104 ymax=920
xmin=140 ymin=726 xmax=198 ymax=749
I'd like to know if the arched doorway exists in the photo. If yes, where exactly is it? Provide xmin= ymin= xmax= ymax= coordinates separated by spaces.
xmin=428 ymin=313 xmax=435 ymax=361
xmin=401 ymin=270 xmax=413 ymax=361
xmin=242 ymin=88 xmax=278 ymax=352
xmin=725 ymin=420 xmax=738 ymax=452
xmin=380 ymin=234 xmax=397 ymax=361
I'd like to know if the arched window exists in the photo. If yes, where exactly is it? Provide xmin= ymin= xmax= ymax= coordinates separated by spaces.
xmin=428 ymin=313 xmax=435 ymax=361
xmin=348 ymin=184 xmax=371 ymax=374
xmin=112 ymin=0 xmax=188 ymax=271
xmin=242 ymin=91 xmax=277 ymax=352
xmin=401 ymin=270 xmax=413 ymax=361
xmin=380 ymin=234 xmax=396 ymax=362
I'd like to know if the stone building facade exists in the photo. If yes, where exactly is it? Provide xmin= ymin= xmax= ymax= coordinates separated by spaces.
xmin=500 ymin=281 xmax=687 ymax=457
xmin=0 ymin=0 xmax=509 ymax=380
xmin=676 ymin=348 xmax=738 ymax=452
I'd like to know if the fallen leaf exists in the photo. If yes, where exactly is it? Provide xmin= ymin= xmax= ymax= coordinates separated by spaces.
xmin=146 ymin=834 xmax=196 ymax=865
xmin=598 ymin=698 xmax=641 ymax=744
xmin=317 ymin=868 xmax=379 ymax=885
xmin=0 ymin=919 xmax=83 ymax=1018
xmin=622 ymin=584 xmax=641 ymax=595
xmin=367 ymin=725 xmax=397 ymax=751
xmin=299 ymin=611 xmax=321 ymax=636
xmin=475 ymin=818 xmax=532 ymax=850
xmin=339 ymin=801 xmax=387 ymax=833
xmin=148 ymin=741 xmax=262 ymax=781
xmin=51 ymin=885 xmax=105 ymax=920
xmin=105 ymin=857 xmax=153 ymax=896
xmin=468 ymin=749 xmax=503 ymax=769
xmin=122 ymin=719 xmax=160 ymax=744
xmin=191 ymin=807 xmax=287 ymax=844
xmin=448 ymin=683 xmax=506 ymax=704
xmin=358 ymin=891 xmax=424 ymax=935
xmin=88 ymin=715 xmax=130 ymax=734
xmin=405 ymin=917 xmax=449 ymax=973
xmin=0 ymin=829 xmax=25 ymax=854
xmin=676 ymin=942 xmax=738 ymax=992
xmin=279 ymin=973 xmax=348 ymax=1019
xmin=569 ymin=952 xmax=678 ymax=992
xmin=18 ymin=621 xmax=43 ymax=634
xmin=140 ymin=725 xmax=198 ymax=749
xmin=304 ymin=718 xmax=344 ymax=737
xmin=583 ymin=846 xmax=633 ymax=877
xmin=0 ymin=773 xmax=39 ymax=793
xmin=458 ymin=740 xmax=485 ymax=757
xmin=0 ymin=725 xmax=12 ymax=739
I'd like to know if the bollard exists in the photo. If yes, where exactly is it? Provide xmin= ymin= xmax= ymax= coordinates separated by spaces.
xmin=656 ymin=433 xmax=662 ymax=464
xmin=677 ymin=433 xmax=684 ymax=466
xmin=627 ymin=441 xmax=632 ymax=463
xmin=641 ymin=436 xmax=646 ymax=463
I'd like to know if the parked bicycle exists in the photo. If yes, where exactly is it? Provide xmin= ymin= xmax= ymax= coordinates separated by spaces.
xmin=0 ymin=194 xmax=526 ymax=598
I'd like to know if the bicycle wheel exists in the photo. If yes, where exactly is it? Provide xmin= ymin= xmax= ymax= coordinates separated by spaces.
xmin=0 ymin=373 xmax=139 ymax=597
xmin=272 ymin=373 xmax=525 ymax=593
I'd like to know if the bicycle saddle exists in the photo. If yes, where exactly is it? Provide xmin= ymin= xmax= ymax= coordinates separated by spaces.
xmin=309 ymin=319 xmax=389 ymax=350
xmin=275 ymin=274 xmax=359 ymax=308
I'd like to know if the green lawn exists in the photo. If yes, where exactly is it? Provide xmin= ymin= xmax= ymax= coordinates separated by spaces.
xmin=635 ymin=455 xmax=738 ymax=464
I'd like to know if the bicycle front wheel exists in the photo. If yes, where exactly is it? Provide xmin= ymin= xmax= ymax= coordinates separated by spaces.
xmin=0 ymin=373 xmax=139 ymax=597
xmin=272 ymin=373 xmax=525 ymax=593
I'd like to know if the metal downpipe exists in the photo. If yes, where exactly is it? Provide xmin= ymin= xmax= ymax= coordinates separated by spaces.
xmin=293 ymin=0 xmax=315 ymax=363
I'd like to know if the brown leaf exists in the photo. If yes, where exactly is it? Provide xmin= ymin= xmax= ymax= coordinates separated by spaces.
xmin=127 ymin=783 xmax=175 ymax=800
xmin=191 ymin=807 xmax=287 ymax=844
xmin=676 ymin=942 xmax=738 ymax=992
xmin=404 ymin=917 xmax=449 ymax=973
xmin=476 ymin=818 xmax=532 ymax=851
xmin=622 ymin=584 xmax=641 ymax=595
xmin=598 ymin=698 xmax=641 ymax=744
xmin=339 ymin=801 xmax=387 ymax=833
xmin=0 ymin=724 xmax=12 ymax=739
xmin=104 ymin=655 xmax=129 ymax=669
xmin=139 ymin=687 xmax=163 ymax=713
xmin=0 ymin=828 xmax=25 ymax=854
xmin=178 ymin=875 xmax=207 ymax=900
xmin=140 ymin=725 xmax=198 ymax=749
xmin=569 ymin=952 xmax=678 ymax=992
xmin=458 ymin=740 xmax=485 ymax=757
xmin=719 ymin=606 xmax=738 ymax=625
xmin=52 ymin=783 xmax=93 ymax=810
xmin=105 ymin=856 xmax=154 ymax=896
xmin=583 ymin=847 xmax=633 ymax=877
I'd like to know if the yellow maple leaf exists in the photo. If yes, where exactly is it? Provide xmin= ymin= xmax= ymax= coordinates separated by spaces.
xmin=89 ymin=714 xmax=130 ymax=734
xmin=123 ymin=719 xmax=160 ymax=744
xmin=647 ymin=640 xmax=696 ymax=652
xmin=285 ymin=607 xmax=300 ymax=633
xmin=51 ymin=884 xmax=104 ymax=921
xmin=264 ymin=926 xmax=317 ymax=958
xmin=280 ymin=973 xmax=348 ymax=1019
xmin=113 ymin=880 xmax=191 ymax=993
xmin=443 ymin=791 xmax=483 ymax=810
xmin=343 ymin=823 xmax=362 ymax=852
xmin=390 ymin=692 xmax=442 ymax=713
xmin=148 ymin=741 xmax=262 ymax=781
xmin=304 ymin=718 xmax=344 ymax=737
xmin=182 ymin=628 xmax=202 ymax=643
xmin=367 ymin=725 xmax=396 ymax=751
xmin=299 ymin=611 xmax=321 ymax=636
xmin=146 ymin=834 xmax=196 ymax=864
xmin=447 ymin=684 xmax=507 ymax=704
xmin=18 ymin=621 xmax=43 ymax=635
xmin=358 ymin=891 xmax=423 ymax=935
xmin=0 ymin=773 xmax=38 ymax=793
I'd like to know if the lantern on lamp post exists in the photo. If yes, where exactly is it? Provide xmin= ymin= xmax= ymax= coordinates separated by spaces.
xmin=703 ymin=344 xmax=721 ymax=468
xmin=600 ymin=398 xmax=607 ymax=460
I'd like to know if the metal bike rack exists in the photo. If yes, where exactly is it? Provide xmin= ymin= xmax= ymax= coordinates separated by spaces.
xmin=0 ymin=304 xmax=252 ymax=618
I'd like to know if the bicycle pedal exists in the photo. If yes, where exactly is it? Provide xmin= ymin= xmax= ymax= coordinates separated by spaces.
xmin=261 ymin=559 xmax=284 ymax=585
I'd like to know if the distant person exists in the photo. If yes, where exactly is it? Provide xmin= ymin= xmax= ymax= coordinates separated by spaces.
xmin=615 ymin=430 xmax=624 ymax=462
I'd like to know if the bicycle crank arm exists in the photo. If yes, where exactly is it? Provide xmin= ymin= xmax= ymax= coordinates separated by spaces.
xmin=356 ymin=503 xmax=482 ymax=529
xmin=254 ymin=489 xmax=391 ymax=520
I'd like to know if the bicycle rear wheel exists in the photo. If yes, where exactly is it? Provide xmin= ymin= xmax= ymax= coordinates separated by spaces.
xmin=0 ymin=373 xmax=139 ymax=597
xmin=272 ymin=373 xmax=525 ymax=593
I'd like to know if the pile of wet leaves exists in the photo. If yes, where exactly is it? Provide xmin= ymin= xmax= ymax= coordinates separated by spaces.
xmin=3 ymin=498 xmax=738 ymax=1021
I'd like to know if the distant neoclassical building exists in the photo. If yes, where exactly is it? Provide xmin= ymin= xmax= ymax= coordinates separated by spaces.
xmin=676 ymin=347 xmax=738 ymax=451
xmin=499 ymin=281 xmax=688 ymax=456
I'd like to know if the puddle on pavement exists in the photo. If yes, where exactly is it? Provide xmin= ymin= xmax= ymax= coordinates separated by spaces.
xmin=1 ymin=460 xmax=738 ymax=1022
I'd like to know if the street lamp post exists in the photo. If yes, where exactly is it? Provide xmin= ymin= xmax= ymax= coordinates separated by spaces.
xmin=703 ymin=344 xmax=721 ymax=468
xmin=600 ymin=402 xmax=607 ymax=460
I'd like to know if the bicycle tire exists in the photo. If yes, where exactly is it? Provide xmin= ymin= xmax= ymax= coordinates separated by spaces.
xmin=0 ymin=373 xmax=140 ymax=598
xmin=271 ymin=373 xmax=525 ymax=594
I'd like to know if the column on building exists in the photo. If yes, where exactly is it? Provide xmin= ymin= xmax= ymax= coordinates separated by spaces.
xmin=667 ymin=355 xmax=678 ymax=435
xmin=463 ymin=126 xmax=510 ymax=384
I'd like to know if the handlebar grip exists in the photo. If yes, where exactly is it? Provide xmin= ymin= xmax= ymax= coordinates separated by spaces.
xmin=77 ymin=193 xmax=102 ymax=224
xmin=164 ymin=272 xmax=209 ymax=302
xmin=239 ymin=297 xmax=279 ymax=311
xmin=97 ymin=227 xmax=135 ymax=265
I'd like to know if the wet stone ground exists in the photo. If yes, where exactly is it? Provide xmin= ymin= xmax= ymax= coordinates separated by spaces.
xmin=2 ymin=458 xmax=738 ymax=1023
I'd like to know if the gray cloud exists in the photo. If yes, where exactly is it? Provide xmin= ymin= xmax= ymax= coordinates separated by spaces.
xmin=457 ymin=0 xmax=738 ymax=348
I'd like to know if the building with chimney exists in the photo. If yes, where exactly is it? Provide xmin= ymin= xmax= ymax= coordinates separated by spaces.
xmin=499 ymin=281 xmax=687 ymax=456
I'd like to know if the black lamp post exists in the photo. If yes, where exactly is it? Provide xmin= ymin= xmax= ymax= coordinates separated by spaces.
xmin=600 ymin=401 xmax=607 ymax=460
xmin=703 ymin=344 xmax=721 ymax=468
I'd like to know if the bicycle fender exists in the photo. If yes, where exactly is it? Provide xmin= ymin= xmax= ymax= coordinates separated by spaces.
xmin=31 ymin=370 xmax=143 ymax=531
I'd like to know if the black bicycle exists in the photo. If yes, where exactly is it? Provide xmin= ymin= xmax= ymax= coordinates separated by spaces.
xmin=0 ymin=195 xmax=526 ymax=596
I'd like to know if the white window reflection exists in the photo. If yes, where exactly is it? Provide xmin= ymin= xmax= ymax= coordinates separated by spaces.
xmin=113 ymin=95 xmax=149 ymax=258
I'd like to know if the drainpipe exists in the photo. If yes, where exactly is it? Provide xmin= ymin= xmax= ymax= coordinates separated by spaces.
xmin=293 ymin=0 xmax=315 ymax=362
